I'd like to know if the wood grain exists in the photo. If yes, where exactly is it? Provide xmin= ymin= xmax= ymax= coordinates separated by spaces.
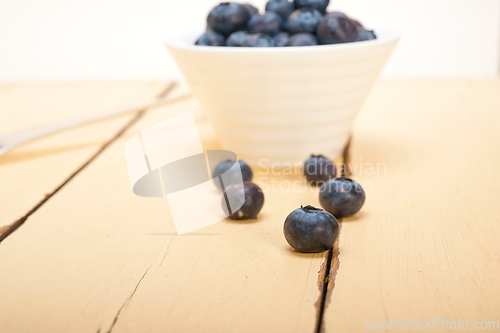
xmin=0 ymin=92 xmax=326 ymax=333
xmin=1 ymin=80 xmax=499 ymax=333
xmin=0 ymin=81 xmax=171 ymax=233
xmin=322 ymin=79 xmax=500 ymax=332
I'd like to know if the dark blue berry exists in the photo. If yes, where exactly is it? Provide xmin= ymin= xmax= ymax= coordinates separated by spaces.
xmin=287 ymin=8 xmax=322 ymax=35
xmin=286 ymin=32 xmax=318 ymax=46
xmin=294 ymin=0 xmax=330 ymax=14
xmin=222 ymin=182 xmax=265 ymax=220
xmin=248 ymin=12 xmax=284 ymax=37
xmin=212 ymin=160 xmax=253 ymax=190
xmin=195 ymin=30 xmax=226 ymax=46
xmin=207 ymin=3 xmax=250 ymax=37
xmin=226 ymin=31 xmax=249 ymax=46
xmin=242 ymin=3 xmax=259 ymax=17
xmin=319 ymin=178 xmax=365 ymax=218
xmin=242 ymin=33 xmax=274 ymax=47
xmin=317 ymin=13 xmax=358 ymax=44
xmin=284 ymin=205 xmax=339 ymax=253
xmin=273 ymin=31 xmax=290 ymax=46
xmin=357 ymin=29 xmax=376 ymax=41
xmin=327 ymin=11 xmax=348 ymax=18
xmin=303 ymin=154 xmax=336 ymax=185
xmin=265 ymin=0 xmax=295 ymax=21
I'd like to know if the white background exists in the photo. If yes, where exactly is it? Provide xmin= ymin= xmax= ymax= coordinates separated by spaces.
xmin=0 ymin=0 xmax=499 ymax=81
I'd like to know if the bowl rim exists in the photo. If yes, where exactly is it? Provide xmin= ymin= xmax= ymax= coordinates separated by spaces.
xmin=165 ymin=26 xmax=400 ymax=53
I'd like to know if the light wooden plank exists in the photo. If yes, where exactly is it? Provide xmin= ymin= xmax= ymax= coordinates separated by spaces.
xmin=0 ymin=93 xmax=327 ymax=333
xmin=322 ymin=79 xmax=500 ymax=332
xmin=0 ymin=81 xmax=170 ymax=232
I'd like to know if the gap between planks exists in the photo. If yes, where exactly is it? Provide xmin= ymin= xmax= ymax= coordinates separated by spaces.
xmin=315 ymin=136 xmax=351 ymax=333
xmin=0 ymin=82 xmax=176 ymax=243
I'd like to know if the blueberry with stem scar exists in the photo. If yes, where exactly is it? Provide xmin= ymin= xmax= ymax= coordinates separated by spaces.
xmin=284 ymin=205 xmax=339 ymax=252
xmin=319 ymin=178 xmax=365 ymax=218
xmin=207 ymin=2 xmax=250 ymax=37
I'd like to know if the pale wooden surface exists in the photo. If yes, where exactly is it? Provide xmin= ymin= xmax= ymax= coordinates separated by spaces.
xmin=0 ymin=81 xmax=170 ymax=232
xmin=0 ymin=80 xmax=499 ymax=333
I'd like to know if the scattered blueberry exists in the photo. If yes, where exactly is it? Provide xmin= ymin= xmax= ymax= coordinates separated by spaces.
xmin=226 ymin=31 xmax=249 ymax=46
xmin=207 ymin=3 xmax=251 ymax=37
xmin=357 ymin=29 xmax=376 ymax=41
xmin=265 ymin=0 xmax=295 ymax=21
xmin=283 ymin=205 xmax=339 ymax=252
xmin=195 ymin=30 xmax=226 ymax=46
xmin=222 ymin=182 xmax=265 ymax=220
xmin=287 ymin=8 xmax=323 ymax=35
xmin=294 ymin=0 xmax=330 ymax=14
xmin=287 ymin=32 xmax=318 ymax=46
xmin=303 ymin=154 xmax=336 ymax=185
xmin=248 ymin=12 xmax=284 ymax=37
xmin=212 ymin=160 xmax=253 ymax=189
xmin=319 ymin=178 xmax=365 ymax=218
xmin=317 ymin=13 xmax=358 ymax=44
xmin=242 ymin=3 xmax=259 ymax=17
xmin=273 ymin=31 xmax=290 ymax=46
xmin=242 ymin=33 xmax=274 ymax=47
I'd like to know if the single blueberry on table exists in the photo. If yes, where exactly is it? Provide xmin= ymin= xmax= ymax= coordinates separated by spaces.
xmin=286 ymin=32 xmax=318 ymax=46
xmin=242 ymin=33 xmax=274 ymax=47
xmin=242 ymin=3 xmax=259 ymax=17
xmin=222 ymin=182 xmax=265 ymax=220
xmin=287 ymin=8 xmax=323 ymax=35
xmin=195 ymin=30 xmax=226 ymax=46
xmin=248 ymin=12 xmax=284 ymax=37
xmin=273 ymin=31 xmax=290 ymax=47
xmin=265 ymin=0 xmax=295 ymax=21
xmin=319 ymin=178 xmax=365 ymax=218
xmin=207 ymin=2 xmax=250 ymax=37
xmin=317 ymin=13 xmax=358 ymax=44
xmin=294 ymin=0 xmax=330 ymax=14
xmin=212 ymin=160 xmax=253 ymax=190
xmin=283 ymin=205 xmax=339 ymax=253
xmin=303 ymin=154 xmax=336 ymax=185
xmin=226 ymin=31 xmax=249 ymax=46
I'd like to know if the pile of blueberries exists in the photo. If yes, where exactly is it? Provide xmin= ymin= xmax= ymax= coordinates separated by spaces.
xmin=196 ymin=1 xmax=376 ymax=47
xmin=213 ymin=154 xmax=365 ymax=253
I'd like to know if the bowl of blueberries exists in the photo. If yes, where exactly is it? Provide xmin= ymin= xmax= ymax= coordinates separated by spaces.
xmin=165 ymin=0 xmax=399 ymax=166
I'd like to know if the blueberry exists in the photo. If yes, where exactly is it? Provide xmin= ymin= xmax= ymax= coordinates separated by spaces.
xmin=207 ymin=3 xmax=250 ymax=37
xmin=327 ymin=11 xmax=348 ymax=18
xmin=226 ymin=31 xmax=249 ymax=46
xmin=284 ymin=205 xmax=339 ymax=253
xmin=265 ymin=0 xmax=295 ymax=21
xmin=212 ymin=160 xmax=253 ymax=189
xmin=273 ymin=31 xmax=290 ymax=46
xmin=286 ymin=32 xmax=318 ymax=46
xmin=195 ymin=30 xmax=226 ymax=46
xmin=357 ymin=29 xmax=376 ymax=41
xmin=242 ymin=33 xmax=274 ymax=47
xmin=248 ymin=12 xmax=284 ymax=37
xmin=222 ymin=182 xmax=265 ymax=220
xmin=303 ymin=154 xmax=336 ymax=185
xmin=287 ymin=8 xmax=323 ymax=35
xmin=317 ymin=13 xmax=358 ymax=44
xmin=242 ymin=3 xmax=259 ymax=17
xmin=294 ymin=0 xmax=330 ymax=14
xmin=319 ymin=178 xmax=365 ymax=218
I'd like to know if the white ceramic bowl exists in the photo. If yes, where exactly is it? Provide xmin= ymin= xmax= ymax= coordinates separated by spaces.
xmin=166 ymin=28 xmax=399 ymax=166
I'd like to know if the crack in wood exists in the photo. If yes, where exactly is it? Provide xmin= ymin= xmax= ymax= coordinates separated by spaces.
xmin=106 ymin=265 xmax=152 ymax=333
xmin=315 ymin=136 xmax=351 ymax=333
xmin=0 ymin=82 xmax=176 ymax=244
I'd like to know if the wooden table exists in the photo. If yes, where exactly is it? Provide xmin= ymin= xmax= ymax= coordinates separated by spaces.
xmin=1 ymin=80 xmax=499 ymax=333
